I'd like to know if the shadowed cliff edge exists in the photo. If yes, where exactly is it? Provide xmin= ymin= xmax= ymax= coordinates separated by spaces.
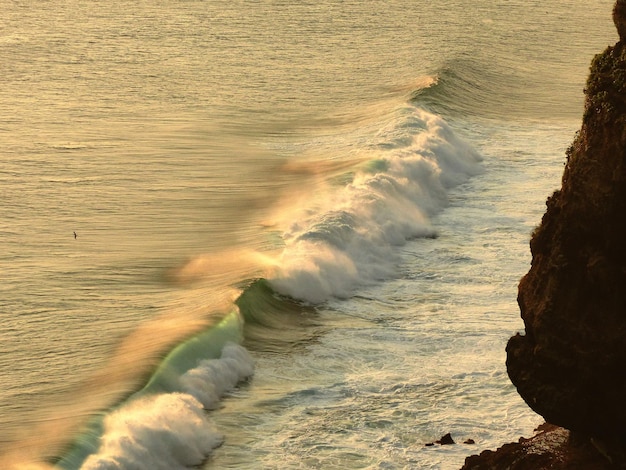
xmin=463 ymin=2 xmax=626 ymax=468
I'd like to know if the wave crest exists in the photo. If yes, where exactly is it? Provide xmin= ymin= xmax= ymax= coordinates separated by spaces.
xmin=268 ymin=107 xmax=482 ymax=304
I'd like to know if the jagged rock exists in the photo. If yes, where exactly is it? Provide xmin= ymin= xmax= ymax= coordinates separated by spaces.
xmin=505 ymin=0 xmax=626 ymax=462
xmin=425 ymin=432 xmax=456 ymax=447
xmin=461 ymin=424 xmax=612 ymax=470
xmin=438 ymin=433 xmax=455 ymax=445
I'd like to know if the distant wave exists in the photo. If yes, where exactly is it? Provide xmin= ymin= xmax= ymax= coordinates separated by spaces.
xmin=411 ymin=58 xmax=523 ymax=119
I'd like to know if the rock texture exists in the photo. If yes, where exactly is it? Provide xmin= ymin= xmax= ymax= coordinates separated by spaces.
xmin=466 ymin=2 xmax=626 ymax=468
xmin=462 ymin=424 xmax=612 ymax=470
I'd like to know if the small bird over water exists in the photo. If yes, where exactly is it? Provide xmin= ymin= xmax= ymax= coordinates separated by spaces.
xmin=74 ymin=231 xmax=77 ymax=239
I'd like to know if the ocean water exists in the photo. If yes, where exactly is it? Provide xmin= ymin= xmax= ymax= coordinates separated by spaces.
xmin=0 ymin=1 xmax=616 ymax=469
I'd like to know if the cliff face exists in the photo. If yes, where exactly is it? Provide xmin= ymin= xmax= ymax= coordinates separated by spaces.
xmin=504 ymin=2 xmax=626 ymax=461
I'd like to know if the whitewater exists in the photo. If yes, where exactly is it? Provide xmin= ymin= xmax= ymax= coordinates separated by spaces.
xmin=0 ymin=1 xmax=616 ymax=469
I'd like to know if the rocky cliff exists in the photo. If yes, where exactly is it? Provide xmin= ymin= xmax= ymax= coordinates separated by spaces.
xmin=464 ymin=2 xmax=626 ymax=468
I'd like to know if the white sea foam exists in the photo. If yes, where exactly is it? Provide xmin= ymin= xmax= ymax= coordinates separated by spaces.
xmin=81 ymin=393 xmax=220 ymax=470
xmin=179 ymin=342 xmax=255 ymax=410
xmin=80 ymin=343 xmax=254 ymax=470
xmin=269 ymin=108 xmax=482 ymax=304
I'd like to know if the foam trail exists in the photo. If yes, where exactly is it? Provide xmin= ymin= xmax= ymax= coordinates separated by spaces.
xmin=269 ymin=107 xmax=482 ymax=303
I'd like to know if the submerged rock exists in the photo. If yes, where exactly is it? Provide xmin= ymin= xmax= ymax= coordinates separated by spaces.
xmin=503 ymin=0 xmax=626 ymax=464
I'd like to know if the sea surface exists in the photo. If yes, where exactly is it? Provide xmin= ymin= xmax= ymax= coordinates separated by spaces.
xmin=0 ymin=1 xmax=617 ymax=469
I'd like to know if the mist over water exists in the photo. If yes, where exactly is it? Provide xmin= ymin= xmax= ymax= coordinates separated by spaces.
xmin=0 ymin=1 xmax=616 ymax=469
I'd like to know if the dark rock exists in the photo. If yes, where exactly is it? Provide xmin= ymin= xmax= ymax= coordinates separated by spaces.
xmin=464 ymin=439 xmax=475 ymax=445
xmin=437 ymin=433 xmax=455 ymax=445
xmin=461 ymin=424 xmax=612 ymax=470
xmin=425 ymin=433 xmax=456 ymax=447
xmin=505 ymin=1 xmax=626 ymax=461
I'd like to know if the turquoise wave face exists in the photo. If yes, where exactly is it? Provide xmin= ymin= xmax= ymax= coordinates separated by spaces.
xmin=57 ymin=311 xmax=251 ymax=470
xmin=237 ymin=278 xmax=321 ymax=353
